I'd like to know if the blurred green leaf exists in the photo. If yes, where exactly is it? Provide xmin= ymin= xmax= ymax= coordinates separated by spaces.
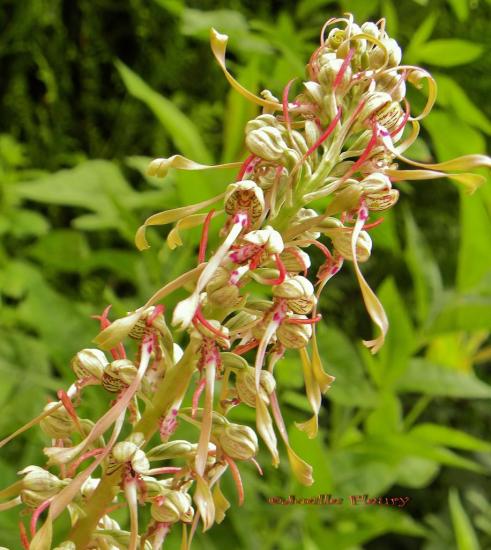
xmin=318 ymin=325 xmax=378 ymax=407
xmin=116 ymin=60 xmax=212 ymax=163
xmin=396 ymin=359 xmax=491 ymax=398
xmin=410 ymin=423 xmax=491 ymax=453
xmin=403 ymin=208 xmax=443 ymax=325
xmin=449 ymin=488 xmax=480 ymax=550
xmin=417 ymin=40 xmax=483 ymax=67
xmin=435 ymin=74 xmax=491 ymax=135
xmin=28 ymin=230 xmax=90 ymax=272
xmin=446 ymin=0 xmax=469 ymax=21
xmin=377 ymin=278 xmax=415 ymax=386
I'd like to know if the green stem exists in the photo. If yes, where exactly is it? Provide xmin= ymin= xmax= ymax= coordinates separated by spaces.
xmin=69 ymin=340 xmax=198 ymax=547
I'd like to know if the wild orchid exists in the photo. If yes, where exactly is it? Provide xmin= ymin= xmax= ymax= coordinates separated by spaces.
xmin=1 ymin=14 xmax=490 ymax=550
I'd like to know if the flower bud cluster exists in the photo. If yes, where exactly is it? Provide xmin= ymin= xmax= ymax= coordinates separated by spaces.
xmin=2 ymin=13 xmax=489 ymax=550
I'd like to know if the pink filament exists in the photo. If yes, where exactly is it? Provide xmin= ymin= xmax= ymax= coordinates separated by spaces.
xmin=282 ymin=78 xmax=297 ymax=135
xmin=233 ymin=339 xmax=259 ymax=356
xmin=285 ymin=314 xmax=322 ymax=325
xmin=30 ymin=498 xmax=52 ymax=537
xmin=192 ymin=377 xmax=207 ymax=418
xmin=236 ymin=154 xmax=256 ymax=181
xmin=19 ymin=521 xmax=29 ymax=549
xmin=333 ymin=47 xmax=355 ymax=90
xmin=303 ymin=107 xmax=342 ymax=159
xmin=67 ymin=448 xmax=104 ymax=478
xmin=342 ymin=121 xmax=379 ymax=181
xmin=224 ymin=454 xmax=244 ymax=506
xmin=193 ymin=307 xmax=229 ymax=340
xmin=260 ymin=253 xmax=287 ymax=286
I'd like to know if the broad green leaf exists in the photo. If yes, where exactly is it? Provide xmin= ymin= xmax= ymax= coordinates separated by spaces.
xmin=457 ymin=190 xmax=491 ymax=292
xmin=365 ymin=393 xmax=402 ymax=435
xmin=426 ymin=289 xmax=491 ymax=334
xmin=115 ymin=60 xmax=212 ymax=163
xmin=27 ymin=230 xmax=90 ymax=272
xmin=447 ymin=0 xmax=469 ymax=21
xmin=418 ymin=40 xmax=484 ymax=67
xmin=449 ymin=488 xmax=480 ymax=550
xmin=396 ymin=359 xmax=491 ymax=398
xmin=405 ymin=11 xmax=438 ymax=64
xmin=317 ymin=325 xmax=378 ymax=407
xmin=377 ymin=278 xmax=414 ymax=386
xmin=403 ymin=208 xmax=442 ymax=325
xmin=410 ymin=423 xmax=491 ymax=453
xmin=15 ymin=160 xmax=138 ymax=235
xmin=395 ymin=457 xmax=440 ymax=488
xmin=423 ymin=110 xmax=486 ymax=162
xmin=435 ymin=74 xmax=491 ymax=135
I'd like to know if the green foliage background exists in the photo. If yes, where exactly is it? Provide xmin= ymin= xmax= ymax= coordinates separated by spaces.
xmin=1 ymin=0 xmax=491 ymax=548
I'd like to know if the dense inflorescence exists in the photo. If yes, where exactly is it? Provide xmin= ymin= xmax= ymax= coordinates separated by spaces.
xmin=1 ymin=14 xmax=490 ymax=550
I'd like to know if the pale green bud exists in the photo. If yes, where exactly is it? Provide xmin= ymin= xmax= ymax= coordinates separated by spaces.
xmin=355 ymin=92 xmax=392 ymax=128
xmin=220 ymin=352 xmax=249 ymax=371
xmin=19 ymin=466 xmax=67 ymax=507
xmin=224 ymin=310 xmax=259 ymax=332
xmin=53 ymin=542 xmax=76 ymax=550
xmin=273 ymin=275 xmax=316 ymax=314
xmin=277 ymin=247 xmax=311 ymax=273
xmin=108 ymin=441 xmax=149 ymax=474
xmin=303 ymin=81 xmax=324 ymax=105
xmin=206 ymin=267 xmax=241 ymax=308
xmin=217 ymin=423 xmax=259 ymax=460
xmin=331 ymin=229 xmax=372 ymax=262
xmin=39 ymin=402 xmax=74 ymax=439
xmin=147 ymin=440 xmax=197 ymax=461
xmin=245 ymin=114 xmax=282 ymax=132
xmin=291 ymin=208 xmax=321 ymax=241
xmin=277 ymin=316 xmax=313 ymax=349
xmin=375 ymin=100 xmax=404 ymax=134
xmin=243 ymin=226 xmax=284 ymax=254
xmin=102 ymin=359 xmax=137 ymax=392
xmin=71 ymin=348 xmax=107 ymax=380
xmin=376 ymin=70 xmax=406 ymax=102
xmin=361 ymin=21 xmax=380 ymax=39
xmin=304 ymin=119 xmax=322 ymax=149
xmin=151 ymin=490 xmax=194 ymax=523
xmin=318 ymin=58 xmax=352 ymax=93
xmin=235 ymin=367 xmax=276 ymax=407
xmin=245 ymin=126 xmax=289 ymax=161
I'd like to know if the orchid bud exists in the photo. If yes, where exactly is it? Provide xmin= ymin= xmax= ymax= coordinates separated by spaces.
xmin=235 ymin=367 xmax=276 ymax=407
xmin=327 ymin=28 xmax=345 ymax=50
xmin=245 ymin=114 xmax=282 ymax=132
xmin=318 ymin=58 xmax=352 ymax=93
xmin=255 ymin=164 xmax=288 ymax=190
xmin=191 ymin=319 xmax=230 ymax=349
xmin=108 ymin=441 xmax=150 ymax=474
xmin=220 ymin=352 xmax=249 ymax=371
xmin=277 ymin=316 xmax=313 ymax=349
xmin=39 ymin=402 xmax=75 ymax=439
xmin=151 ymin=490 xmax=194 ymax=523
xmin=224 ymin=180 xmax=265 ymax=225
xmin=71 ymin=348 xmax=107 ymax=380
xmin=355 ymin=92 xmax=392 ymax=128
xmin=224 ymin=310 xmax=259 ymax=332
xmin=376 ymin=70 xmax=406 ymax=102
xmin=303 ymin=81 xmax=324 ymax=105
xmin=19 ymin=466 xmax=67 ymax=507
xmin=245 ymin=126 xmax=289 ymax=161
xmin=291 ymin=208 xmax=321 ymax=241
xmin=80 ymin=477 xmax=100 ymax=499
xmin=102 ymin=359 xmax=137 ymax=392
xmin=206 ymin=267 xmax=241 ymax=307
xmin=361 ymin=172 xmax=399 ymax=210
xmin=217 ymin=423 xmax=259 ymax=460
xmin=278 ymin=247 xmax=311 ymax=273
xmin=147 ymin=440 xmax=198 ymax=460
xmin=376 ymin=100 xmax=404 ymax=134
xmin=361 ymin=21 xmax=380 ymax=39
xmin=330 ymin=229 xmax=372 ymax=262
xmin=243 ymin=226 xmax=284 ymax=254
xmin=304 ymin=119 xmax=322 ymax=149
xmin=53 ymin=543 xmax=76 ymax=550
xmin=273 ymin=275 xmax=316 ymax=314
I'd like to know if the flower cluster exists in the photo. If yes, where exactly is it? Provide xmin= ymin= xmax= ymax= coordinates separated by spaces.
xmin=1 ymin=14 xmax=489 ymax=550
